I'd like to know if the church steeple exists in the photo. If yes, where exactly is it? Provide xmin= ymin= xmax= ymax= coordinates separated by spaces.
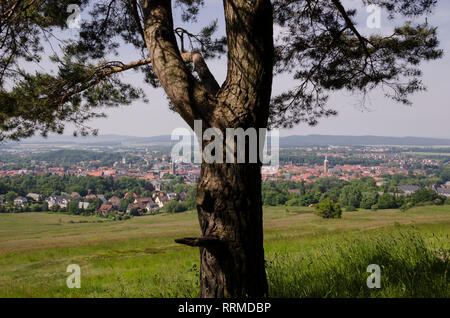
xmin=324 ymin=156 xmax=329 ymax=176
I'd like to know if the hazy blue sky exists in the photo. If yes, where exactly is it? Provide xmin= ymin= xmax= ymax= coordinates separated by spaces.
xmin=65 ymin=1 xmax=450 ymax=138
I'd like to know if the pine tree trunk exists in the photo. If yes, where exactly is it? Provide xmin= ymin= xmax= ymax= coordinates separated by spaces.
xmin=196 ymin=162 xmax=267 ymax=297
xmin=144 ymin=0 xmax=274 ymax=298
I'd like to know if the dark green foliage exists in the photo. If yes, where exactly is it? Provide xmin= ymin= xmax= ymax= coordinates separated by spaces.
xmin=0 ymin=0 xmax=225 ymax=141
xmin=5 ymin=191 xmax=18 ymax=203
xmin=0 ymin=0 xmax=443 ymax=141
xmin=263 ymin=190 xmax=289 ymax=206
xmin=339 ymin=186 xmax=362 ymax=208
xmin=315 ymin=198 xmax=342 ymax=219
xmin=411 ymin=188 xmax=438 ymax=204
xmin=67 ymin=201 xmax=80 ymax=214
xmin=0 ymin=174 xmax=154 ymax=197
xmin=120 ymin=197 xmax=134 ymax=213
xmin=400 ymin=202 xmax=415 ymax=212
xmin=400 ymin=187 xmax=447 ymax=211
xmin=440 ymin=168 xmax=450 ymax=183
xmin=280 ymin=153 xmax=385 ymax=167
xmin=178 ymin=186 xmax=197 ymax=210
xmin=29 ymin=150 xmax=123 ymax=167
xmin=129 ymin=207 xmax=141 ymax=216
xmin=267 ymin=177 xmax=381 ymax=209
xmin=270 ymin=0 xmax=442 ymax=128
xmin=29 ymin=203 xmax=42 ymax=212
xmin=377 ymin=193 xmax=399 ymax=209
xmin=360 ymin=191 xmax=379 ymax=209
xmin=162 ymin=200 xmax=187 ymax=213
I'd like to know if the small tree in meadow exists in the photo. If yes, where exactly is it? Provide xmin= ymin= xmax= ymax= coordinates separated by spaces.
xmin=315 ymin=198 xmax=342 ymax=219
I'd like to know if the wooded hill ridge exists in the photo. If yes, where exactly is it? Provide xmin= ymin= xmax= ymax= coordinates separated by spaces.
xmin=3 ymin=134 xmax=450 ymax=147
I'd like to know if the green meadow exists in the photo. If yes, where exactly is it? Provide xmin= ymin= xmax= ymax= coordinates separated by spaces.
xmin=0 ymin=206 xmax=448 ymax=298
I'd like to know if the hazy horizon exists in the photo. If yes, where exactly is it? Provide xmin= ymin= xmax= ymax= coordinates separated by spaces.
xmin=22 ymin=132 xmax=450 ymax=139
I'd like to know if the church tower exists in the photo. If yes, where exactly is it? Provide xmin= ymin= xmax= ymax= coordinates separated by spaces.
xmin=324 ymin=156 xmax=329 ymax=176
xmin=170 ymin=162 xmax=176 ymax=175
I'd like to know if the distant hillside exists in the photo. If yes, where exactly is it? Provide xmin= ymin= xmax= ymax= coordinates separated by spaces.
xmin=279 ymin=135 xmax=450 ymax=147
xmin=5 ymin=134 xmax=450 ymax=147
xmin=5 ymin=134 xmax=174 ymax=146
xmin=30 ymin=150 xmax=123 ymax=165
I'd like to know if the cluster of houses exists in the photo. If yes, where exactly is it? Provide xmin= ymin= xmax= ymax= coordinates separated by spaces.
xmin=0 ymin=189 xmax=187 ymax=215
xmin=97 ymin=191 xmax=186 ymax=215
xmin=1 ymin=181 xmax=449 ymax=213
xmin=431 ymin=183 xmax=450 ymax=198
xmin=0 ymin=194 xmax=40 ymax=208
xmin=396 ymin=183 xmax=450 ymax=197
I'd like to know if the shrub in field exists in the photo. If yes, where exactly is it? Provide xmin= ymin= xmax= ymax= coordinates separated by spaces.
xmin=266 ymin=231 xmax=449 ymax=298
xmin=400 ymin=202 xmax=415 ymax=212
xmin=433 ymin=197 xmax=446 ymax=206
xmin=162 ymin=200 xmax=187 ymax=213
xmin=29 ymin=203 xmax=42 ymax=212
xmin=129 ymin=207 xmax=141 ymax=216
xmin=315 ymin=198 xmax=342 ymax=219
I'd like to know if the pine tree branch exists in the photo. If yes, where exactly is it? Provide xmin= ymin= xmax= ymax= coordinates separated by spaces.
xmin=50 ymin=58 xmax=153 ymax=105
xmin=175 ymin=27 xmax=220 ymax=95
xmin=129 ymin=0 xmax=146 ymax=42
xmin=181 ymin=51 xmax=220 ymax=95
xmin=331 ymin=0 xmax=372 ymax=50
xmin=142 ymin=0 xmax=218 ymax=129
xmin=175 ymin=237 xmax=229 ymax=249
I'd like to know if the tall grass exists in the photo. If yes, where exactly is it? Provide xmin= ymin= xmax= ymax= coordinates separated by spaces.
xmin=1 ymin=209 xmax=449 ymax=298
xmin=266 ymin=231 xmax=449 ymax=298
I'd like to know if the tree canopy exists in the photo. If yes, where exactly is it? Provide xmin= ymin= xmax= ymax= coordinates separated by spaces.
xmin=0 ymin=0 xmax=443 ymax=141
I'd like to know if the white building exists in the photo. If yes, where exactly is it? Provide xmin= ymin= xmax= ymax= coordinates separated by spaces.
xmin=46 ymin=195 xmax=71 ymax=209
xmin=436 ymin=188 xmax=450 ymax=198
xmin=26 ymin=193 xmax=41 ymax=201
xmin=323 ymin=156 xmax=329 ymax=176
xmin=14 ymin=196 xmax=28 ymax=207
xmin=78 ymin=202 xmax=91 ymax=209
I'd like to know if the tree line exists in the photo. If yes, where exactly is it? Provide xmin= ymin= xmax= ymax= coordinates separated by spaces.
xmin=262 ymin=175 xmax=450 ymax=214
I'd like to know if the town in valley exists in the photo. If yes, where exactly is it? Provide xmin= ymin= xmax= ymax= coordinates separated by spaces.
xmin=1 ymin=135 xmax=449 ymax=216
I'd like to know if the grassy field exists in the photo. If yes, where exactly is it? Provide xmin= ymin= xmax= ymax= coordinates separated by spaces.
xmin=0 ymin=205 xmax=448 ymax=298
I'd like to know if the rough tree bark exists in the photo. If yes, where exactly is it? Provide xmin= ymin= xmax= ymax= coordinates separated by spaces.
xmin=142 ymin=0 xmax=274 ymax=297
